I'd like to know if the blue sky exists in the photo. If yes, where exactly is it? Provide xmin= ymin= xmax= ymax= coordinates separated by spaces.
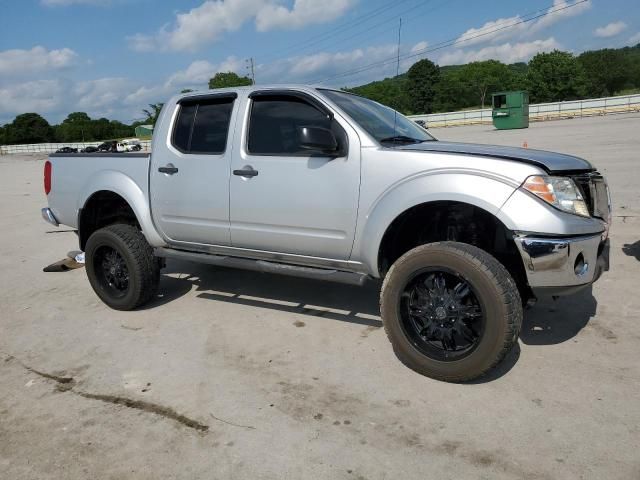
xmin=1 ymin=0 xmax=638 ymax=124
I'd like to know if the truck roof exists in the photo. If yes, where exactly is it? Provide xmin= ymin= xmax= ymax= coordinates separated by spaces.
xmin=176 ymin=84 xmax=339 ymax=101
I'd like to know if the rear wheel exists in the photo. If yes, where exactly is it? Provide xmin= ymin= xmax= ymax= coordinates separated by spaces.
xmin=380 ymin=242 xmax=522 ymax=382
xmin=85 ymin=224 xmax=160 ymax=310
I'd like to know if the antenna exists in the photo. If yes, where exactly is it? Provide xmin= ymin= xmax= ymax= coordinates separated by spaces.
xmin=392 ymin=18 xmax=402 ymax=141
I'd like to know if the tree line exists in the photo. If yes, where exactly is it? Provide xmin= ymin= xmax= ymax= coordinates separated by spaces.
xmin=347 ymin=44 xmax=640 ymax=114
xmin=2 ymin=44 xmax=638 ymax=145
xmin=0 ymin=111 xmax=155 ymax=146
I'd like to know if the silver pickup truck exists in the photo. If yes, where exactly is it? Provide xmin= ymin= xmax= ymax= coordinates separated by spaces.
xmin=42 ymin=85 xmax=610 ymax=381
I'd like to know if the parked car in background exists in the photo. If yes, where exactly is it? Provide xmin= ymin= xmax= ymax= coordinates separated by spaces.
xmin=55 ymin=146 xmax=78 ymax=154
xmin=97 ymin=141 xmax=117 ymax=152
xmin=117 ymin=139 xmax=143 ymax=152
xmin=81 ymin=146 xmax=99 ymax=153
xmin=42 ymin=85 xmax=611 ymax=382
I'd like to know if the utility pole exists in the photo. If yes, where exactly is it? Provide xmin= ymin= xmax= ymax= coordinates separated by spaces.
xmin=246 ymin=57 xmax=256 ymax=85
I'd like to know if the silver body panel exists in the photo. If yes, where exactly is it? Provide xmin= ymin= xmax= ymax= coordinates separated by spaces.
xmin=44 ymin=84 xmax=609 ymax=290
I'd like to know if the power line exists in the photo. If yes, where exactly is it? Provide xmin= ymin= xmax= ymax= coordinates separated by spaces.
xmin=287 ymin=0 xmax=435 ymax=59
xmin=260 ymin=0 xmax=418 ymax=63
xmin=311 ymin=0 xmax=589 ymax=85
xmin=294 ymin=0 xmax=450 ymax=61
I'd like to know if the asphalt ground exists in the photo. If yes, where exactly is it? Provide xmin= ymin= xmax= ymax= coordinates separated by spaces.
xmin=1 ymin=112 xmax=639 ymax=479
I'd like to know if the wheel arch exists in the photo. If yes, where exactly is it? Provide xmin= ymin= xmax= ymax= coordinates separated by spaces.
xmin=354 ymin=172 xmax=519 ymax=276
xmin=77 ymin=171 xmax=165 ymax=250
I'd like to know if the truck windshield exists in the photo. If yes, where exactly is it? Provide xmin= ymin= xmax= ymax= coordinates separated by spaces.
xmin=320 ymin=89 xmax=435 ymax=145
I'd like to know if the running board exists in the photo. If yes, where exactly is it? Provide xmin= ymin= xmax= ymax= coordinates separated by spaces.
xmin=154 ymin=247 xmax=369 ymax=286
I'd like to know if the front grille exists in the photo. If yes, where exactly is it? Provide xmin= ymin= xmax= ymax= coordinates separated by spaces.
xmin=570 ymin=171 xmax=610 ymax=220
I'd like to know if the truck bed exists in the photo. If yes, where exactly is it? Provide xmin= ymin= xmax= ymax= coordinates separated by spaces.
xmin=47 ymin=152 xmax=151 ymax=229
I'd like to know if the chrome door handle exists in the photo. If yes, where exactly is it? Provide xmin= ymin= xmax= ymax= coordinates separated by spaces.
xmin=158 ymin=164 xmax=179 ymax=174
xmin=233 ymin=167 xmax=259 ymax=178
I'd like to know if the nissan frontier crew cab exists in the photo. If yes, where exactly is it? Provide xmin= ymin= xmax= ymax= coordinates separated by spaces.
xmin=42 ymin=85 xmax=611 ymax=382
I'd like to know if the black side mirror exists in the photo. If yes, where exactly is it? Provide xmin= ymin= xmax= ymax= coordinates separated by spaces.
xmin=298 ymin=126 xmax=338 ymax=153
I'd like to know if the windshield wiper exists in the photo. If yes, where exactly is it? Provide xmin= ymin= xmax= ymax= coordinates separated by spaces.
xmin=379 ymin=135 xmax=425 ymax=144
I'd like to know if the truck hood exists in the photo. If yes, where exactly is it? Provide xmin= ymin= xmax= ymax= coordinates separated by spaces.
xmin=396 ymin=141 xmax=594 ymax=173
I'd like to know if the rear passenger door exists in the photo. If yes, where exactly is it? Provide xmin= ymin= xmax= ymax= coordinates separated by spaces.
xmin=150 ymin=93 xmax=237 ymax=246
xmin=229 ymin=91 xmax=361 ymax=260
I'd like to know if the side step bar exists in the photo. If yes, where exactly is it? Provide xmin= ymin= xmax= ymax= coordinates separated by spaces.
xmin=154 ymin=247 xmax=370 ymax=286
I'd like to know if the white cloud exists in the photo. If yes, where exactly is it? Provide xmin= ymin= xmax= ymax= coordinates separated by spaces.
xmin=529 ymin=0 xmax=592 ymax=33
xmin=594 ymin=21 xmax=627 ymax=38
xmin=411 ymin=41 xmax=428 ymax=54
xmin=129 ymin=0 xmax=357 ymax=52
xmin=257 ymin=44 xmax=401 ymax=85
xmin=628 ymin=32 xmax=640 ymax=45
xmin=0 ymin=46 xmax=78 ymax=76
xmin=439 ymin=38 xmax=562 ymax=66
xmin=164 ymin=57 xmax=246 ymax=89
xmin=456 ymin=15 xmax=528 ymax=47
xmin=0 ymin=80 xmax=69 ymax=118
xmin=255 ymin=0 xmax=356 ymax=31
xmin=454 ymin=0 xmax=591 ymax=48
xmin=0 ymin=77 xmax=141 ymax=125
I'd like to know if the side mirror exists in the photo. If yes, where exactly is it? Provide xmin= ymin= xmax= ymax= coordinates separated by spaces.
xmin=298 ymin=126 xmax=338 ymax=153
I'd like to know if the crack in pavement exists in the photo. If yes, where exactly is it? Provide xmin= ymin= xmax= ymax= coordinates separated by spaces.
xmin=3 ymin=353 xmax=209 ymax=433
xmin=76 ymin=392 xmax=209 ymax=432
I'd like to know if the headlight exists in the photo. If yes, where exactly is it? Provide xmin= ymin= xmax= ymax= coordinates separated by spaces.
xmin=522 ymin=175 xmax=590 ymax=217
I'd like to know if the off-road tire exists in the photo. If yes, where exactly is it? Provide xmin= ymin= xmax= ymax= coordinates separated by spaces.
xmin=380 ymin=241 xmax=522 ymax=382
xmin=85 ymin=224 xmax=160 ymax=310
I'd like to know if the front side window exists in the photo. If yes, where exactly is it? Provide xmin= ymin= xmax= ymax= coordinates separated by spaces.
xmin=172 ymin=97 xmax=234 ymax=154
xmin=247 ymin=95 xmax=345 ymax=155
xmin=319 ymin=89 xmax=434 ymax=145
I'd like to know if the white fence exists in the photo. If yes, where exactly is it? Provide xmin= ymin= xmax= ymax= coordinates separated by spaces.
xmin=0 ymin=140 xmax=152 ymax=155
xmin=409 ymin=93 xmax=640 ymax=128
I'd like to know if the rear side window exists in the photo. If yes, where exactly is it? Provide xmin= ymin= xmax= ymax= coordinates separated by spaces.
xmin=172 ymin=97 xmax=234 ymax=154
xmin=248 ymin=95 xmax=346 ymax=155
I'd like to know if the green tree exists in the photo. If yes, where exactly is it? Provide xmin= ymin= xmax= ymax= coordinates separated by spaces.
xmin=579 ymin=49 xmax=630 ymax=96
xmin=526 ymin=50 xmax=588 ymax=103
xmin=3 ymin=113 xmax=54 ymax=144
xmin=458 ymin=60 xmax=515 ymax=108
xmin=180 ymin=88 xmax=194 ymax=94
xmin=433 ymin=67 xmax=472 ymax=112
xmin=209 ymin=72 xmax=252 ymax=89
xmin=405 ymin=59 xmax=440 ymax=114
xmin=346 ymin=76 xmax=411 ymax=113
xmin=55 ymin=112 xmax=92 ymax=142
xmin=142 ymin=103 xmax=164 ymax=126
xmin=109 ymin=120 xmax=134 ymax=139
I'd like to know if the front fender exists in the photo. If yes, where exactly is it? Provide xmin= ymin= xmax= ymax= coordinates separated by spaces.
xmin=78 ymin=170 xmax=165 ymax=247
xmin=498 ymin=188 xmax=606 ymax=236
xmin=352 ymin=171 xmax=518 ymax=276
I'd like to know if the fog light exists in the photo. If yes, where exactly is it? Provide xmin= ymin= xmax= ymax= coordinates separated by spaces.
xmin=574 ymin=253 xmax=588 ymax=276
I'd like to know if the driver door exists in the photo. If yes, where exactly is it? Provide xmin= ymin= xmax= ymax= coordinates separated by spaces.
xmin=229 ymin=91 xmax=361 ymax=260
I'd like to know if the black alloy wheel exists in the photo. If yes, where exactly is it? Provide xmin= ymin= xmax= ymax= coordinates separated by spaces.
xmin=401 ymin=268 xmax=485 ymax=361
xmin=93 ymin=245 xmax=130 ymax=299
xmin=380 ymin=242 xmax=522 ymax=382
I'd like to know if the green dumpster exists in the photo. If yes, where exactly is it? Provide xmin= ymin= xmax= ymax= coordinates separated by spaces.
xmin=491 ymin=91 xmax=529 ymax=129
xmin=135 ymin=124 xmax=154 ymax=139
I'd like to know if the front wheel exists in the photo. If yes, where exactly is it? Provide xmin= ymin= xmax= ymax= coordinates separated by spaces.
xmin=85 ymin=224 xmax=160 ymax=310
xmin=380 ymin=242 xmax=522 ymax=382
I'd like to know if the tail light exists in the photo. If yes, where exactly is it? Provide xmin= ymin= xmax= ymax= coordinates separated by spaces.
xmin=44 ymin=160 xmax=52 ymax=195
